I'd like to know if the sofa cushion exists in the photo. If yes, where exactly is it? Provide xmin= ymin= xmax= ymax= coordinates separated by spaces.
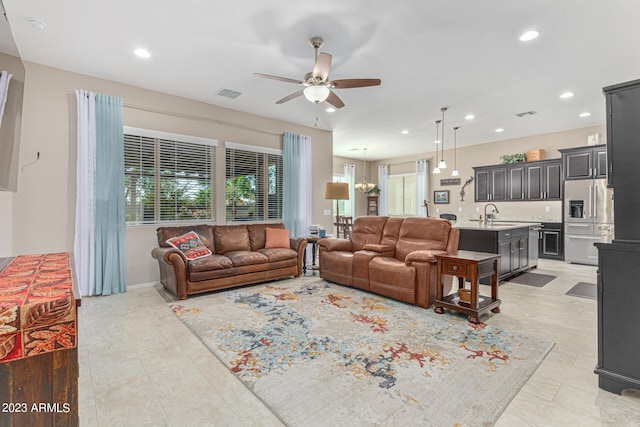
xmin=247 ymin=223 xmax=285 ymax=250
xmin=188 ymin=254 xmax=233 ymax=272
xmin=258 ymin=248 xmax=298 ymax=262
xmin=157 ymin=225 xmax=215 ymax=252
xmin=265 ymin=227 xmax=290 ymax=249
xmin=165 ymin=231 xmax=212 ymax=260
xmin=394 ymin=218 xmax=451 ymax=261
xmin=225 ymin=251 xmax=269 ymax=267
xmin=214 ymin=225 xmax=250 ymax=254
xmin=369 ymin=257 xmax=416 ymax=304
xmin=350 ymin=216 xmax=389 ymax=251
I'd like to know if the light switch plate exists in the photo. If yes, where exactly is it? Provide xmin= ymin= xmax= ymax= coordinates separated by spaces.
xmin=475 ymin=207 xmax=480 ymax=212
xmin=458 ymin=207 xmax=463 ymax=212
xmin=545 ymin=206 xmax=551 ymax=212
xmin=323 ymin=209 xmax=332 ymax=215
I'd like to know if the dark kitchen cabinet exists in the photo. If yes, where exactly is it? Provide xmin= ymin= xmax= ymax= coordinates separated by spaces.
xmin=459 ymin=226 xmax=530 ymax=282
xmin=526 ymin=160 xmax=562 ymax=200
xmin=561 ymin=145 xmax=607 ymax=180
xmin=474 ymin=159 xmax=561 ymax=202
xmin=595 ymin=242 xmax=640 ymax=394
xmin=604 ymin=79 xmax=640 ymax=242
xmin=474 ymin=166 xmax=507 ymax=202
xmin=508 ymin=165 xmax=525 ymax=200
xmin=593 ymin=79 xmax=640 ymax=394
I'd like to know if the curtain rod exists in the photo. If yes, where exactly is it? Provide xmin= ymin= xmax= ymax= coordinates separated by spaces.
xmin=123 ymin=102 xmax=282 ymax=137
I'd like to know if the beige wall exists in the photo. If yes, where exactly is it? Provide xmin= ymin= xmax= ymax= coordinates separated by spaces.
xmin=0 ymin=53 xmax=26 ymax=257
xmin=370 ymin=125 xmax=606 ymax=222
xmin=7 ymin=61 xmax=333 ymax=285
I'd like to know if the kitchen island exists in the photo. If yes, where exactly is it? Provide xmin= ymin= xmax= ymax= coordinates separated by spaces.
xmin=454 ymin=221 xmax=541 ymax=281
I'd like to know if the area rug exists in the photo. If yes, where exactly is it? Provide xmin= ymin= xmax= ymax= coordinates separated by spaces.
xmin=169 ymin=277 xmax=554 ymax=426
xmin=506 ymin=272 xmax=556 ymax=287
xmin=566 ymin=282 xmax=597 ymax=300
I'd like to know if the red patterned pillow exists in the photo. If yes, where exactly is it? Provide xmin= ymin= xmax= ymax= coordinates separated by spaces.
xmin=166 ymin=231 xmax=212 ymax=260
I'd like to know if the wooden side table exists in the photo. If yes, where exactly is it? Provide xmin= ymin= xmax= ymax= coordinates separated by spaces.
xmin=434 ymin=250 xmax=501 ymax=324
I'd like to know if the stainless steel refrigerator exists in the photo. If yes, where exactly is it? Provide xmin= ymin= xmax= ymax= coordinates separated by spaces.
xmin=564 ymin=179 xmax=614 ymax=265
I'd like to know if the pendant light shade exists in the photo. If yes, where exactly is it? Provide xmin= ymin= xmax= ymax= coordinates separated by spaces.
xmin=451 ymin=126 xmax=460 ymax=177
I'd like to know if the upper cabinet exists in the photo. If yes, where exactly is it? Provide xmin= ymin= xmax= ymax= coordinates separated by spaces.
xmin=475 ymin=165 xmax=507 ymax=202
xmin=474 ymin=159 xmax=562 ymax=202
xmin=603 ymin=78 xmax=640 ymax=241
xmin=560 ymin=145 xmax=607 ymax=180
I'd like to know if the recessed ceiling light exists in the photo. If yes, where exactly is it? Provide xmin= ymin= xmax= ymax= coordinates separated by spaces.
xmin=401 ymin=130 xmax=409 ymax=135
xmin=519 ymin=30 xmax=540 ymax=42
xmin=465 ymin=114 xmax=475 ymax=120
xmin=27 ymin=18 xmax=46 ymax=30
xmin=495 ymin=128 xmax=504 ymax=133
xmin=579 ymin=112 xmax=591 ymax=117
xmin=134 ymin=48 xmax=151 ymax=58
xmin=326 ymin=107 xmax=336 ymax=113
xmin=560 ymin=92 xmax=574 ymax=99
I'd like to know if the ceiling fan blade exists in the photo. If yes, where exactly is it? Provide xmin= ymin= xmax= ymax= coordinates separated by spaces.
xmin=275 ymin=90 xmax=304 ymax=104
xmin=332 ymin=78 xmax=381 ymax=89
xmin=326 ymin=91 xmax=345 ymax=109
xmin=312 ymin=53 xmax=332 ymax=81
xmin=254 ymin=73 xmax=302 ymax=85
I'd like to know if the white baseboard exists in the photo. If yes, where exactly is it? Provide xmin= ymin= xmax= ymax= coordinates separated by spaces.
xmin=128 ymin=281 xmax=160 ymax=289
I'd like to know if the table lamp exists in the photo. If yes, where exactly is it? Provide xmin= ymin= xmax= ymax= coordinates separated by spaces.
xmin=324 ymin=182 xmax=350 ymax=234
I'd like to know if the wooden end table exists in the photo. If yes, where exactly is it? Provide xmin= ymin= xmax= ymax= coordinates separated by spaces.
xmin=434 ymin=250 xmax=501 ymax=324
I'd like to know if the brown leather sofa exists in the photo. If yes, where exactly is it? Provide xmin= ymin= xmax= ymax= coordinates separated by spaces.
xmin=151 ymin=223 xmax=307 ymax=300
xmin=318 ymin=216 xmax=460 ymax=308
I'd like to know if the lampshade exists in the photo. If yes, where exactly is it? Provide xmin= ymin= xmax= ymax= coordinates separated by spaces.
xmin=324 ymin=182 xmax=349 ymax=200
xmin=304 ymin=86 xmax=330 ymax=103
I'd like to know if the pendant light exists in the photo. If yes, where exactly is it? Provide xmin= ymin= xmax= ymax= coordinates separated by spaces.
xmin=432 ymin=120 xmax=441 ymax=174
xmin=438 ymin=107 xmax=448 ymax=169
xmin=451 ymin=126 xmax=460 ymax=177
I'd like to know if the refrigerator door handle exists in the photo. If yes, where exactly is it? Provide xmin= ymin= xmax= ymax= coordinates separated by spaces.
xmin=593 ymin=184 xmax=598 ymax=220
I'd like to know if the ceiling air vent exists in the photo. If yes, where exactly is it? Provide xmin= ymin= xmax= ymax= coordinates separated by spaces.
xmin=515 ymin=110 xmax=537 ymax=118
xmin=217 ymin=89 xmax=242 ymax=99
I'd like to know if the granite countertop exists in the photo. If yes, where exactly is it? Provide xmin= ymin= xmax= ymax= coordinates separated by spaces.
xmin=453 ymin=220 xmax=542 ymax=231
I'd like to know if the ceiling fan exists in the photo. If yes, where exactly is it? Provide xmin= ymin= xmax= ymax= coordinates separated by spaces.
xmin=254 ymin=37 xmax=381 ymax=109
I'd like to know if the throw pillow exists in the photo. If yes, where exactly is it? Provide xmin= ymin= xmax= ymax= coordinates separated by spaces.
xmin=166 ymin=231 xmax=212 ymax=260
xmin=265 ymin=227 xmax=290 ymax=249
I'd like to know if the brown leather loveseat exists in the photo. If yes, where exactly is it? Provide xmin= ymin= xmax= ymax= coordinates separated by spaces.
xmin=152 ymin=223 xmax=307 ymax=300
xmin=318 ymin=216 xmax=459 ymax=308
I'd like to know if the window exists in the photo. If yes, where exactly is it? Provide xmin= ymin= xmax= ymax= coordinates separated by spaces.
xmin=124 ymin=127 xmax=217 ymax=225
xmin=225 ymin=142 xmax=283 ymax=222
xmin=331 ymin=174 xmax=347 ymax=216
xmin=387 ymin=173 xmax=416 ymax=216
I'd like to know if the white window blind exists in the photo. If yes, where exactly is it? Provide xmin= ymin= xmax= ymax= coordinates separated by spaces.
xmin=124 ymin=131 xmax=216 ymax=224
xmin=225 ymin=146 xmax=283 ymax=222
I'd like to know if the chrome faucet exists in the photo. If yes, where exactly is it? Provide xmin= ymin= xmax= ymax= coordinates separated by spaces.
xmin=483 ymin=203 xmax=500 ymax=224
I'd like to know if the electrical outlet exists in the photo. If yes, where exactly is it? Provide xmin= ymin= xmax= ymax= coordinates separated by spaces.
xmin=436 ymin=208 xmax=440 ymax=213
xmin=475 ymin=207 xmax=480 ymax=212
xmin=323 ymin=209 xmax=332 ymax=215
xmin=458 ymin=207 xmax=463 ymax=212
xmin=545 ymin=206 xmax=551 ymax=212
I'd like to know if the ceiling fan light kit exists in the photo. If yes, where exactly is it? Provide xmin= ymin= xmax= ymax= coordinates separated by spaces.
xmin=255 ymin=37 xmax=381 ymax=109
xmin=303 ymin=86 xmax=330 ymax=103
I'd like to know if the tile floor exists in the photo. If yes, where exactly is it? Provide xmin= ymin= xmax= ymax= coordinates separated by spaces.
xmin=78 ymin=259 xmax=640 ymax=426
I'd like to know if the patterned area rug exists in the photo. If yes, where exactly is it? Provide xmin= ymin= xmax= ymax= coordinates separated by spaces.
xmin=170 ymin=277 xmax=553 ymax=426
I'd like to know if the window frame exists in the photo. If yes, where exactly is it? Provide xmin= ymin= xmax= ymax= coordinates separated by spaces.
xmin=123 ymin=126 xmax=218 ymax=226
xmin=224 ymin=141 xmax=283 ymax=223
